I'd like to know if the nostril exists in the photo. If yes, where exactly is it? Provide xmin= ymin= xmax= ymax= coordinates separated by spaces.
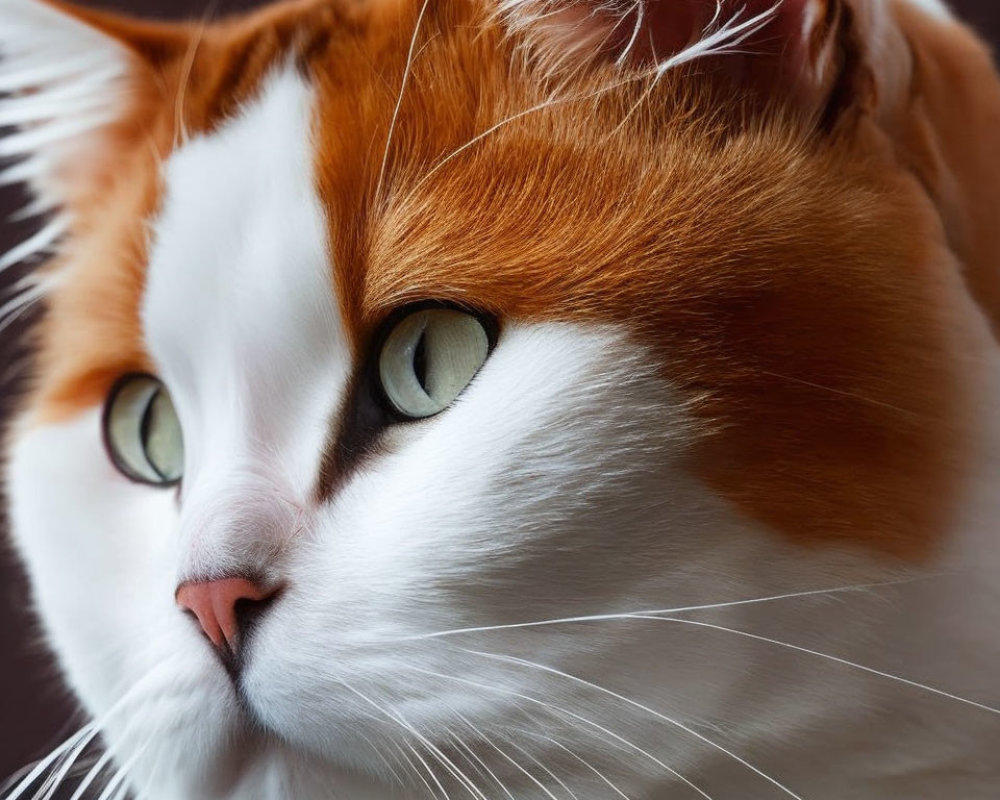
xmin=232 ymin=590 xmax=280 ymax=642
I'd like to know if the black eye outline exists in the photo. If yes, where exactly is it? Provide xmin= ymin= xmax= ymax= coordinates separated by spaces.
xmin=317 ymin=302 xmax=501 ymax=500
xmin=369 ymin=300 xmax=501 ymax=423
xmin=101 ymin=372 xmax=183 ymax=488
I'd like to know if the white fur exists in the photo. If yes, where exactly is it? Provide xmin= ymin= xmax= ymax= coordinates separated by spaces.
xmin=904 ymin=0 xmax=953 ymax=20
xmin=142 ymin=68 xmax=348 ymax=587
xmin=0 ymin=0 xmax=130 ymax=330
xmin=0 ymin=0 xmax=130 ymax=219
xmin=6 ymin=5 xmax=1000 ymax=800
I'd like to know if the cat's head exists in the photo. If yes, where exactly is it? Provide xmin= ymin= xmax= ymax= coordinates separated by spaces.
xmin=2 ymin=0 xmax=998 ymax=796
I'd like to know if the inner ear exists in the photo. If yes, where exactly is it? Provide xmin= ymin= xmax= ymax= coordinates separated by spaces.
xmin=503 ymin=0 xmax=870 ymax=126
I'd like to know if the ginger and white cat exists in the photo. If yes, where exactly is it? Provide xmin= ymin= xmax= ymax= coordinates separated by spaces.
xmin=1 ymin=0 xmax=999 ymax=797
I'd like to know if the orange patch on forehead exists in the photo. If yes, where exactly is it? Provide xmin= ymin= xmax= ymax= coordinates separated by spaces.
xmin=364 ymin=113 xmax=967 ymax=559
xmin=308 ymin=0 xmax=971 ymax=559
xmin=14 ymin=0 xmax=985 ymax=562
xmin=26 ymin=0 xmax=357 ymax=423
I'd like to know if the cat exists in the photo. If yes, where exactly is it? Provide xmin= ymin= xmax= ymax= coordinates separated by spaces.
xmin=1 ymin=0 xmax=999 ymax=797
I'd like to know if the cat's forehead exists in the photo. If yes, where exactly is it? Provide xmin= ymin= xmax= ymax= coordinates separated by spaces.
xmin=21 ymin=0 xmax=971 ymax=560
xmin=16 ymin=0 xmax=905 ymax=356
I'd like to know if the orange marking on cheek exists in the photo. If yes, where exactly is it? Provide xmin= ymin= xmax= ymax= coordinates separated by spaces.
xmin=310 ymin=0 xmax=973 ymax=561
xmin=30 ymin=150 xmax=162 ymax=425
xmin=23 ymin=0 xmax=355 ymax=424
xmin=680 ymin=227 xmax=970 ymax=561
xmin=374 ymin=151 xmax=968 ymax=559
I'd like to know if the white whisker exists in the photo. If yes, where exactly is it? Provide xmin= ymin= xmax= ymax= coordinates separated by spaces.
xmin=0 ymin=113 xmax=112 ymax=157
xmin=450 ymin=709 xmax=560 ymax=800
xmin=35 ymin=725 xmax=102 ymax=800
xmin=460 ymin=649 xmax=802 ymax=799
xmin=518 ymin=729 xmax=632 ymax=800
xmin=67 ymin=747 xmax=116 ymax=800
xmin=443 ymin=728 xmax=492 ymax=787
xmin=404 ymin=70 xmax=642 ymax=200
xmin=635 ymin=615 xmax=1000 ymax=716
xmin=96 ymin=742 xmax=149 ymax=800
xmin=0 ymin=54 xmax=109 ymax=94
xmin=445 ymin=726 xmax=517 ymax=800
xmin=336 ymin=679 xmax=488 ymax=800
xmin=0 ymin=214 xmax=68 ymax=272
xmin=8 ymin=195 xmax=53 ymax=223
xmin=495 ymin=731 xmax=579 ymax=800
xmin=402 ymin=664 xmax=712 ymax=799
xmin=5 ymin=656 xmax=186 ymax=800
xmin=0 ymin=282 xmax=46 ymax=333
xmin=94 ymin=764 xmax=126 ymax=800
xmin=356 ymin=730 xmax=409 ymax=788
xmin=0 ymin=156 xmax=46 ymax=188
xmin=4 ymin=724 xmax=99 ymax=800
xmin=374 ymin=0 xmax=431 ymax=204
xmin=398 ymin=577 xmax=925 ymax=642
xmin=655 ymin=1 xmax=782 ymax=75
xmin=408 ymin=740 xmax=452 ymax=800
xmin=391 ymin=739 xmax=445 ymax=800
xmin=615 ymin=1 xmax=645 ymax=67
xmin=512 ymin=706 xmax=635 ymax=761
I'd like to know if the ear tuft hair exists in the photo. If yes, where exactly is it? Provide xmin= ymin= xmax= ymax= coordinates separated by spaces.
xmin=499 ymin=0 xmax=783 ymax=77
xmin=498 ymin=0 xmax=881 ymax=129
xmin=0 ymin=0 xmax=143 ymax=332
xmin=0 ymin=0 xmax=135 ymax=222
xmin=0 ymin=0 xmax=143 ymax=335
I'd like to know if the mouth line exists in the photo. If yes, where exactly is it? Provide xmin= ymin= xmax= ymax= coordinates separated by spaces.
xmin=212 ymin=634 xmax=273 ymax=736
xmin=217 ymin=639 xmax=244 ymax=683
xmin=230 ymin=673 xmax=278 ymax=744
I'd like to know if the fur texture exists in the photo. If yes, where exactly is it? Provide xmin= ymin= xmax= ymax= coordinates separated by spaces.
xmin=2 ymin=0 xmax=999 ymax=798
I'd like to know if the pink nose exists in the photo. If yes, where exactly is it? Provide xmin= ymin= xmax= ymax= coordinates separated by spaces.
xmin=176 ymin=577 xmax=277 ymax=651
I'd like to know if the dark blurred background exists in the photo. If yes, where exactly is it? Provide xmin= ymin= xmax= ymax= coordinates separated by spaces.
xmin=1 ymin=0 xmax=998 ymax=783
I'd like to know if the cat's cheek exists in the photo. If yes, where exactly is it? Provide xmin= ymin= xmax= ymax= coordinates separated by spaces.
xmin=6 ymin=409 xmax=246 ymax=791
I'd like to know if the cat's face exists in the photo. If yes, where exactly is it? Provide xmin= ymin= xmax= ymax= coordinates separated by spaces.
xmin=3 ymin=0 xmax=1000 ymax=797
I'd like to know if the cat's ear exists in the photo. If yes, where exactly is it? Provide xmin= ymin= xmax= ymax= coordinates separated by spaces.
xmin=501 ymin=0 xmax=881 ymax=126
xmin=0 ymin=0 xmax=187 ymax=242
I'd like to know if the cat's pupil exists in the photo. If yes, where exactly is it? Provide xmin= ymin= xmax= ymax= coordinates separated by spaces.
xmin=413 ymin=329 xmax=428 ymax=393
xmin=139 ymin=389 xmax=158 ymax=454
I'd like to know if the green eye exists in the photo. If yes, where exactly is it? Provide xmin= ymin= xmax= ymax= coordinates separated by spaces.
xmin=378 ymin=308 xmax=492 ymax=419
xmin=103 ymin=374 xmax=184 ymax=486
